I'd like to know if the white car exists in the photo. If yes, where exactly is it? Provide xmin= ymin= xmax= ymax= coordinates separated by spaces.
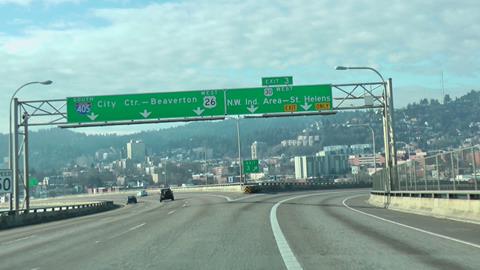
xmin=136 ymin=190 xmax=148 ymax=197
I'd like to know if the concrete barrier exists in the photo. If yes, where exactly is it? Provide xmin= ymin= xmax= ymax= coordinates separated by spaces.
xmin=0 ymin=201 xmax=119 ymax=230
xmin=171 ymin=184 xmax=243 ymax=193
xmin=249 ymin=182 xmax=371 ymax=193
xmin=369 ymin=192 xmax=480 ymax=223
xmin=170 ymin=182 xmax=372 ymax=194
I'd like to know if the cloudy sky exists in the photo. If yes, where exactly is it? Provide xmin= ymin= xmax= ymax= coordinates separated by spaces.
xmin=1 ymin=0 xmax=479 ymax=134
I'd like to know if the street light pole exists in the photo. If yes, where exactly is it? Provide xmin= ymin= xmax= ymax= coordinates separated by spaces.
xmin=9 ymin=80 xmax=52 ymax=212
xmin=336 ymin=66 xmax=397 ymax=201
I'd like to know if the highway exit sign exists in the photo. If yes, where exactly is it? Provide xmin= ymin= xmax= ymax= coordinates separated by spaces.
xmin=243 ymin=159 xmax=260 ymax=174
xmin=226 ymin=84 xmax=332 ymax=115
xmin=262 ymin=76 xmax=293 ymax=86
xmin=66 ymin=81 xmax=332 ymax=124
xmin=67 ymin=90 xmax=225 ymax=123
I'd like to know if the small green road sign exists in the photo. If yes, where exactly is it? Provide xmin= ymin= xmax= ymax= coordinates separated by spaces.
xmin=29 ymin=178 xmax=39 ymax=187
xmin=67 ymin=89 xmax=225 ymax=123
xmin=226 ymin=84 xmax=332 ymax=115
xmin=243 ymin=159 xmax=260 ymax=174
xmin=262 ymin=76 xmax=293 ymax=86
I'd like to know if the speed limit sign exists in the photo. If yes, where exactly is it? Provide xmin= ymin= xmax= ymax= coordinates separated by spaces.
xmin=0 ymin=169 xmax=13 ymax=194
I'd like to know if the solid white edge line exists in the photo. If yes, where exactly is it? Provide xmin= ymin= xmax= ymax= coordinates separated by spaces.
xmin=270 ymin=191 xmax=346 ymax=270
xmin=342 ymin=194 xmax=480 ymax=250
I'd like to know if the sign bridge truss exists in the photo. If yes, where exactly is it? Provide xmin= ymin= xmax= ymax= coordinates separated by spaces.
xmin=10 ymin=80 xmax=396 ymax=213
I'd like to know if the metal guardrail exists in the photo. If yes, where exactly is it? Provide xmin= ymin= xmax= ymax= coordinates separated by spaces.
xmin=373 ymin=145 xmax=480 ymax=192
xmin=0 ymin=201 xmax=113 ymax=217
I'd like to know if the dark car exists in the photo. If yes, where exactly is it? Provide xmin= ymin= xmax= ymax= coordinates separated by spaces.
xmin=160 ymin=188 xmax=174 ymax=202
xmin=127 ymin=195 xmax=137 ymax=204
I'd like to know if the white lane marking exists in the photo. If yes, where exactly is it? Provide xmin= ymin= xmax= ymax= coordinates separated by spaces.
xmin=128 ymin=222 xmax=146 ymax=232
xmin=3 ymin=235 xmax=35 ymax=245
xmin=107 ymin=222 xmax=147 ymax=240
xmin=206 ymin=194 xmax=233 ymax=201
xmin=342 ymin=194 xmax=480 ymax=250
xmin=95 ymin=240 xmax=101 ymax=244
xmin=168 ymin=210 xmax=176 ymax=215
xmin=270 ymin=191 xmax=346 ymax=270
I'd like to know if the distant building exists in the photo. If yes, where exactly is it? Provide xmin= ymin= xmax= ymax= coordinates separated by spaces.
xmin=43 ymin=175 xmax=65 ymax=186
xmin=315 ymin=151 xmax=349 ymax=176
xmin=127 ymin=140 xmax=146 ymax=162
xmin=294 ymin=145 xmax=353 ymax=180
xmin=294 ymin=156 xmax=315 ymax=179
xmin=350 ymin=144 xmax=373 ymax=155
xmin=192 ymin=147 xmax=213 ymax=160
xmin=251 ymin=141 xmax=267 ymax=160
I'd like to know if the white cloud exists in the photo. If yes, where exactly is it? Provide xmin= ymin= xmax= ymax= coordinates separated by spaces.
xmin=42 ymin=0 xmax=83 ymax=6
xmin=0 ymin=0 xmax=82 ymax=5
xmin=0 ymin=0 xmax=32 ymax=5
xmin=0 ymin=0 xmax=479 ymax=133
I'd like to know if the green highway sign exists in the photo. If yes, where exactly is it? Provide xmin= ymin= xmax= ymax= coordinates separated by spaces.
xmin=243 ymin=159 xmax=260 ymax=174
xmin=66 ymin=82 xmax=332 ymax=124
xmin=262 ymin=76 xmax=293 ymax=86
xmin=67 ymin=90 xmax=225 ymax=123
xmin=226 ymin=84 xmax=332 ymax=115
xmin=29 ymin=178 xmax=39 ymax=187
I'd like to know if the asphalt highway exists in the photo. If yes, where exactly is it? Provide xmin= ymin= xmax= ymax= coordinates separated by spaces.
xmin=0 ymin=189 xmax=479 ymax=270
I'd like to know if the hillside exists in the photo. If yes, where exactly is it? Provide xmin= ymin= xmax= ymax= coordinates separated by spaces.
xmin=0 ymin=90 xmax=478 ymax=171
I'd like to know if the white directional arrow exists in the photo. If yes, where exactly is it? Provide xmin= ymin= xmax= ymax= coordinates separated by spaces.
xmin=193 ymin=107 xmax=204 ymax=115
xmin=301 ymin=102 xmax=311 ymax=111
xmin=140 ymin=109 xmax=151 ymax=118
xmin=247 ymin=104 xmax=258 ymax=113
xmin=87 ymin=112 xmax=98 ymax=121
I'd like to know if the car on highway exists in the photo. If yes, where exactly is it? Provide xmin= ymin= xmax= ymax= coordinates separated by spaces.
xmin=127 ymin=195 xmax=137 ymax=204
xmin=160 ymin=188 xmax=174 ymax=202
xmin=137 ymin=190 xmax=148 ymax=197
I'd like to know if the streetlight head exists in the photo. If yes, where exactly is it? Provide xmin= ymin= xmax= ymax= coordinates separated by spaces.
xmin=335 ymin=66 xmax=348 ymax=71
xmin=41 ymin=80 xmax=53 ymax=85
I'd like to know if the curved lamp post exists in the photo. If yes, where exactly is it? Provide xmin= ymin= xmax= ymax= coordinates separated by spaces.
xmin=9 ymin=80 xmax=52 ymax=211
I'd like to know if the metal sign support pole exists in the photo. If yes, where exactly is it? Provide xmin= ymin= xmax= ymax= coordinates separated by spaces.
xmin=382 ymin=85 xmax=391 ymax=193
xmin=12 ymin=98 xmax=20 ymax=213
xmin=23 ymin=113 xmax=30 ymax=211
xmin=387 ymin=78 xmax=398 ymax=191
xmin=236 ymin=117 xmax=243 ymax=183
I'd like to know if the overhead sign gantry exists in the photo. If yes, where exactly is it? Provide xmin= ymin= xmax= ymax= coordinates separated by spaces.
xmin=66 ymin=83 xmax=332 ymax=124
xmin=10 ymin=74 xmax=396 ymax=213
